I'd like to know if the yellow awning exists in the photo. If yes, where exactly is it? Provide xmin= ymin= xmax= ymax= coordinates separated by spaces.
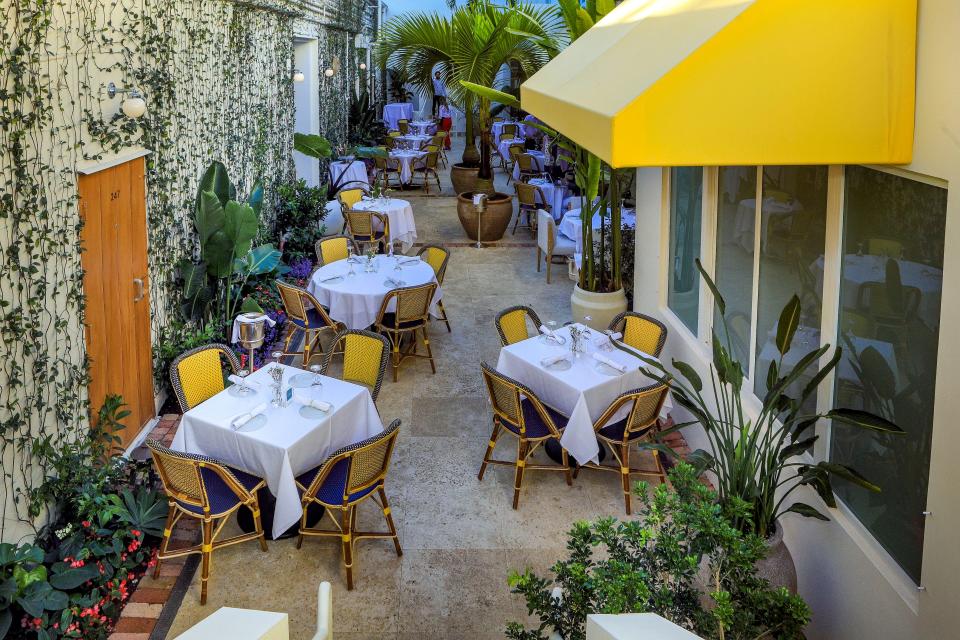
xmin=521 ymin=0 xmax=917 ymax=168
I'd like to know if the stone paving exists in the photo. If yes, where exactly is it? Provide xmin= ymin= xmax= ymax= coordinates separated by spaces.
xmin=155 ymin=141 xmax=682 ymax=640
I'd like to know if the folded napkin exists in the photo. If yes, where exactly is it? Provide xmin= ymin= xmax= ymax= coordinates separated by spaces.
xmin=231 ymin=313 xmax=277 ymax=344
xmin=593 ymin=331 xmax=622 ymax=347
xmin=591 ymin=352 xmax=627 ymax=373
xmin=321 ymin=274 xmax=344 ymax=283
xmin=232 ymin=403 xmax=267 ymax=429
xmin=385 ymin=277 xmax=405 ymax=288
xmin=295 ymin=392 xmax=331 ymax=412
xmin=227 ymin=374 xmax=258 ymax=387
xmin=539 ymin=325 xmax=556 ymax=338
xmin=399 ymin=257 xmax=420 ymax=266
xmin=540 ymin=353 xmax=568 ymax=368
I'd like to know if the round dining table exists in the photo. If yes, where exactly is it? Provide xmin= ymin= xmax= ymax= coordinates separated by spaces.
xmin=306 ymin=254 xmax=442 ymax=330
xmin=527 ymin=178 xmax=572 ymax=219
xmin=398 ymin=134 xmax=433 ymax=149
xmin=383 ymin=102 xmax=413 ymax=131
xmin=351 ymin=197 xmax=418 ymax=251
xmin=409 ymin=120 xmax=437 ymax=136
xmin=389 ymin=149 xmax=427 ymax=184
xmin=513 ymin=150 xmax=546 ymax=181
xmin=330 ymin=159 xmax=369 ymax=190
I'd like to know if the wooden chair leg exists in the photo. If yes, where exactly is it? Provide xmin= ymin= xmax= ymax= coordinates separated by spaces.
xmin=561 ymin=449 xmax=573 ymax=487
xmin=379 ymin=487 xmax=402 ymax=557
xmin=153 ymin=503 xmax=176 ymax=579
xmin=478 ymin=420 xmax=501 ymax=481
xmin=438 ymin=300 xmax=451 ymax=332
xmin=546 ymin=254 xmax=552 ymax=284
xmin=341 ymin=507 xmax=354 ymax=590
xmin=391 ymin=335 xmax=400 ymax=383
xmin=513 ymin=439 xmax=528 ymax=510
xmin=421 ymin=327 xmax=436 ymax=374
xmin=200 ymin=518 xmax=213 ymax=605
xmin=621 ymin=444 xmax=632 ymax=516
xmin=251 ymin=500 xmax=268 ymax=551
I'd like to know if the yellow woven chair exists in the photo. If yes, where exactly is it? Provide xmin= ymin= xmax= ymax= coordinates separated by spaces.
xmin=607 ymin=312 xmax=668 ymax=357
xmin=496 ymin=134 xmax=516 ymax=168
xmin=417 ymin=244 xmax=451 ymax=332
xmin=276 ymin=281 xmax=345 ymax=365
xmin=170 ymin=344 xmax=241 ymax=412
xmin=516 ymin=153 xmax=540 ymax=182
xmin=430 ymin=133 xmax=448 ymax=166
xmin=338 ymin=188 xmax=365 ymax=212
xmin=478 ymin=362 xmax=572 ymax=509
xmin=578 ymin=384 xmax=670 ymax=515
xmin=374 ymin=153 xmax=401 ymax=187
xmin=320 ymin=329 xmax=390 ymax=402
xmin=514 ymin=182 xmax=546 ymax=235
xmin=411 ymin=150 xmax=441 ymax=195
xmin=296 ymin=419 xmax=402 ymax=590
xmin=375 ymin=282 xmax=438 ymax=382
xmin=397 ymin=119 xmax=410 ymax=135
xmin=315 ymin=235 xmax=358 ymax=266
xmin=148 ymin=441 xmax=267 ymax=604
xmin=495 ymin=305 xmax=543 ymax=346
xmin=501 ymin=123 xmax=519 ymax=138
xmin=345 ymin=210 xmax=390 ymax=254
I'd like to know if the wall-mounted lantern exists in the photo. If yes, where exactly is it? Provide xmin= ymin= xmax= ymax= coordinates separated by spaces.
xmin=107 ymin=82 xmax=146 ymax=119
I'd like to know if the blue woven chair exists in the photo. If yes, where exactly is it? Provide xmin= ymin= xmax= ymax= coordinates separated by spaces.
xmin=147 ymin=441 xmax=268 ymax=605
xmin=478 ymin=362 xmax=572 ymax=509
xmin=295 ymin=419 xmax=402 ymax=590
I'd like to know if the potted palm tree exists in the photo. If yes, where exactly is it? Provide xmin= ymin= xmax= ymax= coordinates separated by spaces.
xmin=378 ymin=2 xmax=563 ymax=240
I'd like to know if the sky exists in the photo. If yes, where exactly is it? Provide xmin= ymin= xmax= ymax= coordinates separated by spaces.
xmin=385 ymin=0 xmax=452 ymax=17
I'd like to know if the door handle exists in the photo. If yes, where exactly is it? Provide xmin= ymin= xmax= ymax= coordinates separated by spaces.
xmin=133 ymin=278 xmax=144 ymax=302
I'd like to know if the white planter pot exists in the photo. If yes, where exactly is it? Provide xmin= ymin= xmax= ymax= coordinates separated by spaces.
xmin=323 ymin=200 xmax=344 ymax=237
xmin=570 ymin=285 xmax=628 ymax=331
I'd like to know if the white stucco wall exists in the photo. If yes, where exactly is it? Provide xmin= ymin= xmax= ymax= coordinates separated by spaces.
xmin=632 ymin=0 xmax=959 ymax=637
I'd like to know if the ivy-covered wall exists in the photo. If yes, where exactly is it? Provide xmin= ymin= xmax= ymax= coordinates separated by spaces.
xmin=0 ymin=0 xmax=376 ymax=543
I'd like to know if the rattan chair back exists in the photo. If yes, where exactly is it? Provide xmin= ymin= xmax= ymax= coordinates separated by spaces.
xmin=495 ymin=305 xmax=542 ymax=346
xmin=378 ymin=283 xmax=437 ymax=330
xmin=515 ymin=182 xmax=546 ymax=210
xmin=338 ymin=188 xmax=365 ymax=211
xmin=315 ymin=235 xmax=356 ymax=266
xmin=170 ymin=344 xmax=240 ymax=412
xmin=147 ymin=440 xmax=255 ymax=514
xmin=502 ymin=123 xmax=518 ymax=137
xmin=303 ymin=419 xmax=401 ymax=505
xmin=345 ymin=210 xmax=388 ymax=239
xmin=397 ymin=119 xmax=410 ymax=134
xmin=322 ymin=330 xmax=390 ymax=401
xmin=856 ymin=281 xmax=922 ymax=321
xmin=277 ymin=281 xmax=337 ymax=330
xmin=593 ymin=384 xmax=669 ymax=443
xmin=517 ymin=153 xmax=537 ymax=173
xmin=608 ymin=312 xmax=668 ymax=357
xmin=480 ymin=362 xmax=561 ymax=439
xmin=417 ymin=245 xmax=449 ymax=284
xmin=384 ymin=136 xmax=397 ymax=150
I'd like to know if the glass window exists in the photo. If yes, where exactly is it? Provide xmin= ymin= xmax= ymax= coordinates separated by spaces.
xmin=831 ymin=166 xmax=946 ymax=584
xmin=714 ymin=167 xmax=757 ymax=365
xmin=668 ymin=167 xmax=703 ymax=333
xmin=753 ymin=166 xmax=828 ymax=410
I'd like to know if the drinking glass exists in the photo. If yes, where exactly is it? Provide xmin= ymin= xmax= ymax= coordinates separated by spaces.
xmin=310 ymin=364 xmax=323 ymax=390
xmin=347 ymin=244 xmax=356 ymax=277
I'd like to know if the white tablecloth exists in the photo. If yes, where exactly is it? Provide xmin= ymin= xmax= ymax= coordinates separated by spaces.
xmin=527 ymin=179 xmax=572 ymax=219
xmin=330 ymin=160 xmax=369 ymax=192
xmin=397 ymin=134 xmax=433 ymax=150
xmin=389 ymin=150 xmax=426 ymax=184
xmin=383 ymin=103 xmax=413 ymax=131
xmin=496 ymin=325 xmax=672 ymax=464
xmin=492 ymin=121 xmax=521 ymax=147
xmin=559 ymin=209 xmax=637 ymax=256
xmin=307 ymin=254 xmax=442 ymax=330
xmin=810 ymin=254 xmax=943 ymax=330
xmin=498 ymin=138 xmax=525 ymax=162
xmin=513 ymin=150 xmax=546 ymax=181
xmin=409 ymin=120 xmax=437 ymax=136
xmin=733 ymin=197 xmax=803 ymax=254
xmin=171 ymin=364 xmax=384 ymax=538
xmin=352 ymin=197 xmax=417 ymax=251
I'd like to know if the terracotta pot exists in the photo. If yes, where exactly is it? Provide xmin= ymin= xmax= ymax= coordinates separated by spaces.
xmin=755 ymin=524 xmax=798 ymax=593
xmin=456 ymin=192 xmax=513 ymax=242
xmin=450 ymin=163 xmax=480 ymax=195
xmin=570 ymin=285 xmax=628 ymax=330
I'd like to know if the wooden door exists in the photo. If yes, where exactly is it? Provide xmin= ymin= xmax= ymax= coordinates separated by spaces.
xmin=78 ymin=157 xmax=155 ymax=448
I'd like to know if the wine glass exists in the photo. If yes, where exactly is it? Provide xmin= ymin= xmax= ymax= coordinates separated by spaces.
xmin=232 ymin=368 xmax=256 ymax=397
xmin=310 ymin=364 xmax=323 ymax=389
xmin=347 ymin=244 xmax=356 ymax=277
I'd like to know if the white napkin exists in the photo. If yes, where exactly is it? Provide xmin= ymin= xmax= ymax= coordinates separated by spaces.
xmin=540 ymin=353 xmax=568 ymax=368
xmin=228 ymin=374 xmax=258 ymax=387
xmin=539 ymin=325 xmax=556 ymax=338
xmin=231 ymin=403 xmax=267 ymax=429
xmin=593 ymin=331 xmax=622 ymax=347
xmin=231 ymin=314 xmax=277 ymax=344
xmin=295 ymin=392 xmax=331 ymax=412
xmin=591 ymin=352 xmax=627 ymax=373
xmin=385 ymin=277 xmax=405 ymax=288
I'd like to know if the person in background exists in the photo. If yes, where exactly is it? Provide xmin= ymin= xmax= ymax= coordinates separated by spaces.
xmin=432 ymin=71 xmax=446 ymax=117
xmin=438 ymin=98 xmax=452 ymax=150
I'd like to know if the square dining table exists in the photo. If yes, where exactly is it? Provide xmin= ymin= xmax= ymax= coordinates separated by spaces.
xmin=495 ymin=325 xmax=672 ymax=465
xmin=170 ymin=363 xmax=384 ymax=538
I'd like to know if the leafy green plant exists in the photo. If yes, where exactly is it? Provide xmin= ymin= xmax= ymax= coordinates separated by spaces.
xmin=154 ymin=321 xmax=221 ymax=393
xmin=275 ymin=179 xmax=328 ymax=259
xmin=625 ymin=261 xmax=905 ymax=538
xmin=505 ymin=464 xmax=810 ymax=640
xmin=348 ymin=90 xmax=387 ymax=147
xmin=180 ymin=162 xmax=282 ymax=333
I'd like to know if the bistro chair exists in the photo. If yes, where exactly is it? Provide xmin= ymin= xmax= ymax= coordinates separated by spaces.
xmin=374 ymin=153 xmax=401 ymax=188
xmin=337 ymin=187 xmax=366 ymax=213
xmin=375 ymin=282 xmax=438 ymax=382
xmin=514 ymin=182 xmax=547 ymax=235
xmin=170 ymin=344 xmax=241 ymax=412
xmin=478 ymin=363 xmax=572 ymax=509
xmin=496 ymin=133 xmax=517 ymax=167
xmin=516 ymin=153 xmax=540 ymax=183
xmin=607 ymin=311 xmax=668 ymax=357
xmin=295 ymin=419 xmax=403 ymax=590
xmin=276 ymin=281 xmax=345 ymax=365
xmin=397 ymin=119 xmax=410 ymax=135
xmin=501 ymin=123 xmax=519 ymax=138
xmin=505 ymin=142 xmax=525 ymax=173
xmin=315 ymin=235 xmax=358 ymax=266
xmin=417 ymin=244 xmax=451 ymax=332
xmin=147 ymin=441 xmax=267 ymax=605
xmin=495 ymin=305 xmax=543 ymax=346
xmin=579 ymin=384 xmax=670 ymax=515
xmin=411 ymin=150 xmax=442 ymax=195
xmin=430 ymin=132 xmax=448 ymax=166
xmin=855 ymin=281 xmax=921 ymax=343
xmin=383 ymin=135 xmax=398 ymax=151
xmin=320 ymin=329 xmax=390 ymax=403
xmin=345 ymin=210 xmax=390 ymax=254
xmin=537 ymin=210 xmax=574 ymax=284
xmin=387 ymin=131 xmax=401 ymax=138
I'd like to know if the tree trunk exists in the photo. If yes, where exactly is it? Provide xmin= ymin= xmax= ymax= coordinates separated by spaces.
xmin=474 ymin=98 xmax=495 ymax=196
xmin=461 ymin=95 xmax=480 ymax=165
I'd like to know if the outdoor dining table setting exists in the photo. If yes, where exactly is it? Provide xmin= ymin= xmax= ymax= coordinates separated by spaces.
xmin=389 ymin=148 xmax=427 ymax=184
xmin=513 ymin=149 xmax=546 ymax=181
xmin=329 ymin=159 xmax=369 ymax=189
xmin=492 ymin=120 xmax=520 ymax=147
xmin=170 ymin=362 xmax=384 ymax=539
xmin=408 ymin=120 xmax=437 ymax=136
xmin=350 ymin=196 xmax=418 ymax=251
xmin=528 ymin=177 xmax=573 ymax=218
xmin=383 ymin=102 xmax=413 ymax=131
xmin=307 ymin=253 xmax=443 ymax=330
xmin=397 ymin=133 xmax=433 ymax=149
xmin=496 ymin=323 xmax=672 ymax=465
